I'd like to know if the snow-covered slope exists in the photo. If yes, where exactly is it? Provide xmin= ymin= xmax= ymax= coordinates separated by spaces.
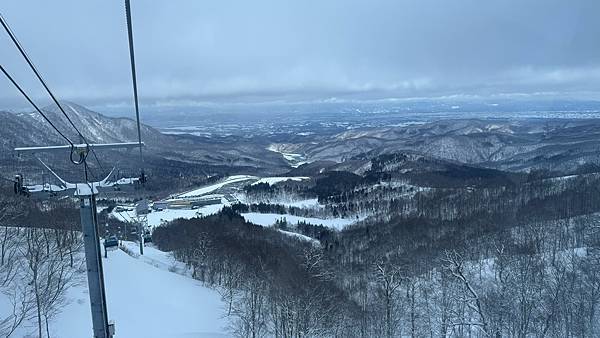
xmin=242 ymin=212 xmax=359 ymax=230
xmin=16 ymin=102 xmax=166 ymax=146
xmin=178 ymin=175 xmax=257 ymax=198
xmin=4 ymin=245 xmax=231 ymax=338
xmin=111 ymin=203 xmax=225 ymax=228
xmin=250 ymin=176 xmax=310 ymax=185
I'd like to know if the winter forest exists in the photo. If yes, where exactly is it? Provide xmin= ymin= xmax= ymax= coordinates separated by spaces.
xmin=149 ymin=169 xmax=600 ymax=338
xmin=3 ymin=0 xmax=600 ymax=337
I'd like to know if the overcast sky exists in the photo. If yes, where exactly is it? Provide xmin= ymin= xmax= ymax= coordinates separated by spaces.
xmin=2 ymin=0 xmax=600 ymax=111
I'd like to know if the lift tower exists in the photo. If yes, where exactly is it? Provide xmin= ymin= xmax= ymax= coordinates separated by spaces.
xmin=15 ymin=142 xmax=144 ymax=338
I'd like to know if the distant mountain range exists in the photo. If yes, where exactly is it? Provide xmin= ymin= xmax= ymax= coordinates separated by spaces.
xmin=2 ymin=102 xmax=600 ymax=186
xmin=276 ymin=119 xmax=600 ymax=174
xmin=0 ymin=102 xmax=289 ymax=183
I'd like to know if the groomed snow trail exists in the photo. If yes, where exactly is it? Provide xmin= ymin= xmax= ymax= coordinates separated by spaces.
xmin=55 ymin=246 xmax=230 ymax=338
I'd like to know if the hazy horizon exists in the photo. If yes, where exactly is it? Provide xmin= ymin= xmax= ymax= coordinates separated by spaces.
xmin=2 ymin=1 xmax=600 ymax=112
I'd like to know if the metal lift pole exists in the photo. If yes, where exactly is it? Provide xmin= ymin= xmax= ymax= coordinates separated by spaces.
xmin=79 ymin=190 xmax=111 ymax=338
xmin=135 ymin=199 xmax=148 ymax=255
xmin=138 ymin=219 xmax=144 ymax=256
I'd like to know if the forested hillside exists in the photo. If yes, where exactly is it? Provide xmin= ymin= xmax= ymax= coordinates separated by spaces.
xmin=149 ymin=158 xmax=600 ymax=337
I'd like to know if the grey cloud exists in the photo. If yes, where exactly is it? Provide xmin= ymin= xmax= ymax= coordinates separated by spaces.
xmin=1 ymin=0 xmax=600 ymax=110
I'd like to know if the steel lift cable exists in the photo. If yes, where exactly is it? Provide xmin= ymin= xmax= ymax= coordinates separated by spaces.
xmin=0 ymin=64 xmax=75 ymax=147
xmin=124 ymin=0 xmax=146 ymax=184
xmin=0 ymin=13 xmax=104 ymax=168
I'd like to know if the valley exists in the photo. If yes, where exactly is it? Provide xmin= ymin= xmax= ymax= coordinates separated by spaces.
xmin=2 ymin=102 xmax=600 ymax=337
xmin=2 ymin=2 xmax=599 ymax=337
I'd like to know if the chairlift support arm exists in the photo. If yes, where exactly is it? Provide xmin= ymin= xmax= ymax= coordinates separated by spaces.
xmin=14 ymin=142 xmax=144 ymax=154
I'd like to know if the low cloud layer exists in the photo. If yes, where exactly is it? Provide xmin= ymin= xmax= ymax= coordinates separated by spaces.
xmin=2 ymin=0 xmax=600 ymax=110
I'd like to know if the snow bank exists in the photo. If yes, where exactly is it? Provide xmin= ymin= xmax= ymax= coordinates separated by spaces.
xmin=278 ymin=230 xmax=320 ymax=244
xmin=280 ymin=198 xmax=322 ymax=208
xmin=55 ymin=246 xmax=230 ymax=338
xmin=111 ymin=203 xmax=225 ymax=228
xmin=242 ymin=212 xmax=358 ymax=230
xmin=266 ymin=145 xmax=310 ymax=168
xmin=179 ymin=175 xmax=257 ymax=197
xmin=251 ymin=176 xmax=310 ymax=186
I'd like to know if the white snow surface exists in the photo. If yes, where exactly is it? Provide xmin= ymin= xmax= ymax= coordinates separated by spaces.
xmin=281 ymin=198 xmax=323 ymax=208
xmin=266 ymin=145 xmax=309 ymax=168
xmin=111 ymin=203 xmax=225 ymax=228
xmin=179 ymin=175 xmax=257 ymax=197
xmin=251 ymin=176 xmax=310 ymax=186
xmin=278 ymin=230 xmax=319 ymax=244
xmin=242 ymin=212 xmax=358 ymax=230
xmin=2 ymin=244 xmax=231 ymax=338
xmin=235 ymin=193 xmax=323 ymax=209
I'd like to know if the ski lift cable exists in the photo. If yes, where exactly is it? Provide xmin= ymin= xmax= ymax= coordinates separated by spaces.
xmin=89 ymin=147 xmax=107 ymax=175
xmin=83 ymin=158 xmax=96 ymax=191
xmin=0 ymin=13 xmax=102 ymax=167
xmin=84 ymin=157 xmax=101 ymax=182
xmin=0 ymin=14 xmax=87 ymax=142
xmin=124 ymin=0 xmax=145 ymax=181
xmin=116 ymin=210 xmax=134 ymax=223
xmin=0 ymin=64 xmax=75 ymax=147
